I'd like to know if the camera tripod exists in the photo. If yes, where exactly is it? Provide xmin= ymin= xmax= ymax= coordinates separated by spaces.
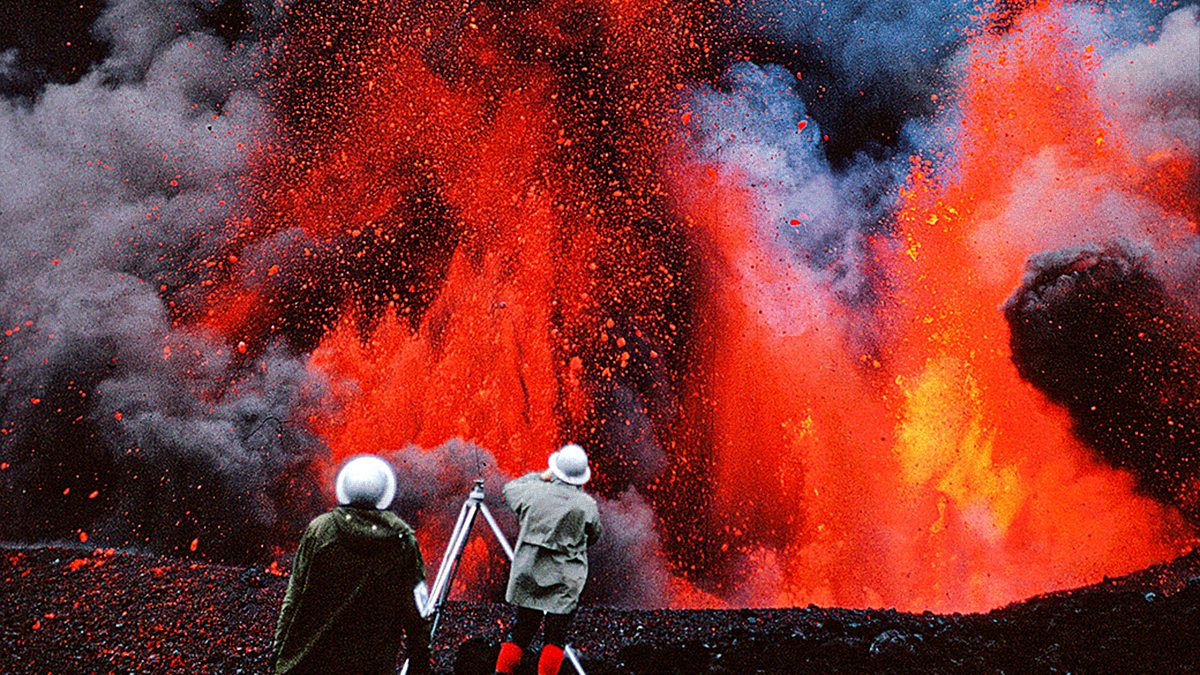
xmin=401 ymin=479 xmax=587 ymax=675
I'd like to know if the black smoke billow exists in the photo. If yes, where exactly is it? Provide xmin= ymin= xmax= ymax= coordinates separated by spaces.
xmin=1004 ymin=244 xmax=1200 ymax=521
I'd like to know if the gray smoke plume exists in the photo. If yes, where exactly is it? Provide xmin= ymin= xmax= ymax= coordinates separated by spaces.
xmin=1097 ymin=6 xmax=1200 ymax=304
xmin=684 ymin=61 xmax=901 ymax=339
xmin=1097 ymin=6 xmax=1200 ymax=166
xmin=0 ymin=0 xmax=330 ymax=561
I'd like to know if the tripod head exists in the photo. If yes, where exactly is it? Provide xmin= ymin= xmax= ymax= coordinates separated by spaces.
xmin=467 ymin=478 xmax=487 ymax=504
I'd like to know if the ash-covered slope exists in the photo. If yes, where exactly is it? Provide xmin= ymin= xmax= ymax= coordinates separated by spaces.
xmin=2 ymin=544 xmax=1198 ymax=674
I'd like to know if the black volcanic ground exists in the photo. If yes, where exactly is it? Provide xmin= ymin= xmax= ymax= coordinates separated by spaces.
xmin=2 ymin=544 xmax=1199 ymax=673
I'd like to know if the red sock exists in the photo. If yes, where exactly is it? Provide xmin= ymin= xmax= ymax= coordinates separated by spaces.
xmin=495 ymin=642 xmax=523 ymax=674
xmin=537 ymin=644 xmax=565 ymax=675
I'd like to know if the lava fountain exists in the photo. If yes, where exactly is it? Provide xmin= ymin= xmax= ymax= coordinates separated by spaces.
xmin=3 ymin=0 xmax=1193 ymax=614
xmin=658 ymin=3 xmax=1197 ymax=610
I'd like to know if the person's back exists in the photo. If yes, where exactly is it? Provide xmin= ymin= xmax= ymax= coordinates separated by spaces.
xmin=496 ymin=444 xmax=601 ymax=675
xmin=274 ymin=455 xmax=432 ymax=675
xmin=504 ymin=475 xmax=600 ymax=614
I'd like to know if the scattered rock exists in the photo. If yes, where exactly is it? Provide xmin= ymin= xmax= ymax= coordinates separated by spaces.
xmin=1 ymin=546 xmax=1199 ymax=673
xmin=869 ymin=628 xmax=922 ymax=657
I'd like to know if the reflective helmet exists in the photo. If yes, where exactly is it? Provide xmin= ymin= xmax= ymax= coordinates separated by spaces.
xmin=335 ymin=455 xmax=397 ymax=509
xmin=548 ymin=443 xmax=591 ymax=486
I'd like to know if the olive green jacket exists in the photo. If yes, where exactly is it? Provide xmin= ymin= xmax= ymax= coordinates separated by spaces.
xmin=503 ymin=473 xmax=602 ymax=614
xmin=274 ymin=507 xmax=431 ymax=674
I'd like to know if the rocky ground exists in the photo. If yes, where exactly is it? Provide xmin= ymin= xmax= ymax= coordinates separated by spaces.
xmin=2 ymin=544 xmax=1198 ymax=673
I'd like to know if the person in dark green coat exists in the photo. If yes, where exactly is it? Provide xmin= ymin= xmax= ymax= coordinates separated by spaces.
xmin=495 ymin=444 xmax=602 ymax=675
xmin=274 ymin=455 xmax=432 ymax=674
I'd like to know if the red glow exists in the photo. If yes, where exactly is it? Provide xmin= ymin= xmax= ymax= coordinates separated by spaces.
xmin=667 ymin=3 xmax=1193 ymax=611
xmin=206 ymin=1 xmax=1197 ymax=611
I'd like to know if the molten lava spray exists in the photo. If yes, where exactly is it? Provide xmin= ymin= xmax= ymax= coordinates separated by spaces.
xmin=1 ymin=0 xmax=1197 ymax=612
xmin=659 ymin=4 xmax=1197 ymax=610
xmin=225 ymin=0 xmax=1196 ymax=611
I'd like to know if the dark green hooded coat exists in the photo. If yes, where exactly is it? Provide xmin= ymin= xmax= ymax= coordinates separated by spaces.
xmin=274 ymin=507 xmax=431 ymax=674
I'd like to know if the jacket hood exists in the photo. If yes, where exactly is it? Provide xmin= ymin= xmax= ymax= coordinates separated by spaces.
xmin=330 ymin=506 xmax=414 ymax=555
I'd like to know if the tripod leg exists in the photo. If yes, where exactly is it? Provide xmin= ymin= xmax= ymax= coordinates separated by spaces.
xmin=563 ymin=644 xmax=587 ymax=675
xmin=401 ymin=502 xmax=481 ymax=675
xmin=429 ymin=499 xmax=480 ymax=634
xmin=429 ymin=502 xmax=480 ymax=637
xmin=428 ymin=498 xmax=474 ymax=606
xmin=478 ymin=503 xmax=515 ymax=561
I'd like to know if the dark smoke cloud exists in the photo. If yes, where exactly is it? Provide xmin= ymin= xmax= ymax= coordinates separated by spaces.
xmin=386 ymin=440 xmax=671 ymax=608
xmin=727 ymin=0 xmax=977 ymax=166
xmin=738 ymin=0 xmax=972 ymax=95
xmin=0 ymin=0 xmax=331 ymax=561
xmin=1004 ymin=243 xmax=1200 ymax=521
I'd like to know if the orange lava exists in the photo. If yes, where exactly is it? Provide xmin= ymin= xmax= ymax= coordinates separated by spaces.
xmin=667 ymin=2 xmax=1194 ymax=611
xmin=208 ymin=0 xmax=1197 ymax=612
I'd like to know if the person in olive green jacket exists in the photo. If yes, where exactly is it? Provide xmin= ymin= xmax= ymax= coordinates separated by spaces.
xmin=274 ymin=455 xmax=433 ymax=675
xmin=494 ymin=443 xmax=602 ymax=675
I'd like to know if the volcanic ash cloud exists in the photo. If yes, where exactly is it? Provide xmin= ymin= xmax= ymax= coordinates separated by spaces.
xmin=0 ymin=0 xmax=329 ymax=560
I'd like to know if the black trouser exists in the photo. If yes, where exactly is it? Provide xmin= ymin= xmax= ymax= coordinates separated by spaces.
xmin=508 ymin=606 xmax=575 ymax=648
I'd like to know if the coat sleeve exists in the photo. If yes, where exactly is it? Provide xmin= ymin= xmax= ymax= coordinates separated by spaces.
xmin=273 ymin=522 xmax=317 ymax=656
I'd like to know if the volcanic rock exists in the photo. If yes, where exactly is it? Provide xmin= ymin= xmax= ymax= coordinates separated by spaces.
xmin=3 ymin=544 xmax=1200 ymax=673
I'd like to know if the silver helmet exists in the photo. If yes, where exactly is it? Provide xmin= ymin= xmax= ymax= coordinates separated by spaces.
xmin=548 ymin=443 xmax=591 ymax=486
xmin=335 ymin=455 xmax=397 ymax=509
